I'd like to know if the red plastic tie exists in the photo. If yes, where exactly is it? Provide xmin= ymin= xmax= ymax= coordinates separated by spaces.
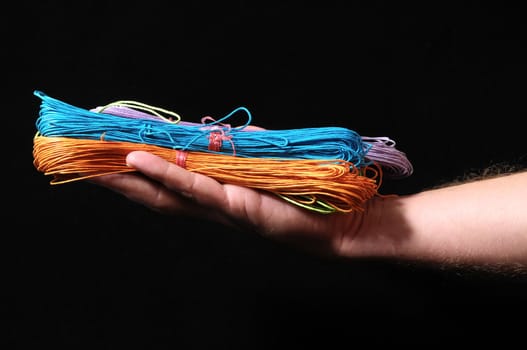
xmin=175 ymin=150 xmax=188 ymax=168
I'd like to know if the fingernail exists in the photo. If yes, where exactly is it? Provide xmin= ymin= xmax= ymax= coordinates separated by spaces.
xmin=180 ymin=191 xmax=193 ymax=199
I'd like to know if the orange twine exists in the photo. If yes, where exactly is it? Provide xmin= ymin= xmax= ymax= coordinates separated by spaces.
xmin=33 ymin=134 xmax=381 ymax=212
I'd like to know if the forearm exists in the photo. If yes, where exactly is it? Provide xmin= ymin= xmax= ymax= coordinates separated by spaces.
xmin=353 ymin=171 xmax=527 ymax=267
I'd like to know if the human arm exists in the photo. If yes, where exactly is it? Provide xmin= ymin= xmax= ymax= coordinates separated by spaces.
xmin=353 ymin=172 xmax=527 ymax=268
xmin=89 ymin=151 xmax=527 ymax=269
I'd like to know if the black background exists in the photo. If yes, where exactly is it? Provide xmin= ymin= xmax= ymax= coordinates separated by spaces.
xmin=3 ymin=1 xmax=527 ymax=348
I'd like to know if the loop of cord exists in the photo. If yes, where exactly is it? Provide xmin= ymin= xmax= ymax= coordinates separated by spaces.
xmin=33 ymin=134 xmax=380 ymax=213
xmin=34 ymin=90 xmax=370 ymax=169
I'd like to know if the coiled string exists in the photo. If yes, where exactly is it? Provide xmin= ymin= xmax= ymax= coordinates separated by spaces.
xmin=35 ymin=90 xmax=370 ymax=168
xmin=361 ymin=136 xmax=413 ymax=178
xmin=33 ymin=134 xmax=380 ymax=214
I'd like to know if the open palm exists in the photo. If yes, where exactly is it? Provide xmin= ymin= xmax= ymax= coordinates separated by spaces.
xmin=89 ymin=151 xmax=375 ymax=256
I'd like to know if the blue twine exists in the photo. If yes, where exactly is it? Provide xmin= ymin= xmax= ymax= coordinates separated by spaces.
xmin=34 ymin=90 xmax=372 ymax=167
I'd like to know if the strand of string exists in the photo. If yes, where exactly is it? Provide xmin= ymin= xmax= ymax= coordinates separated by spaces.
xmin=95 ymin=100 xmax=182 ymax=123
xmin=34 ymin=90 xmax=370 ymax=168
xmin=33 ymin=134 xmax=381 ymax=213
xmin=361 ymin=136 xmax=414 ymax=178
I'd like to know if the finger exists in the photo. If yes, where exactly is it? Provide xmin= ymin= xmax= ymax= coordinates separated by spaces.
xmin=126 ymin=151 xmax=230 ymax=210
xmin=88 ymin=173 xmax=205 ymax=218
xmin=125 ymin=152 xmax=324 ymax=227
xmin=124 ymin=151 xmax=341 ymax=244
xmin=125 ymin=151 xmax=281 ymax=228
xmin=243 ymin=125 xmax=266 ymax=131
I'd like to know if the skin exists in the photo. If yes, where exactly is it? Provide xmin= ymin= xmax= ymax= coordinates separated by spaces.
xmin=89 ymin=151 xmax=527 ymax=270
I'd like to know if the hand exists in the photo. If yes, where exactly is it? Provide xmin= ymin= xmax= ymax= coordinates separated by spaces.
xmin=87 ymin=151 xmax=527 ymax=269
xmin=88 ymin=151 xmax=385 ymax=257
